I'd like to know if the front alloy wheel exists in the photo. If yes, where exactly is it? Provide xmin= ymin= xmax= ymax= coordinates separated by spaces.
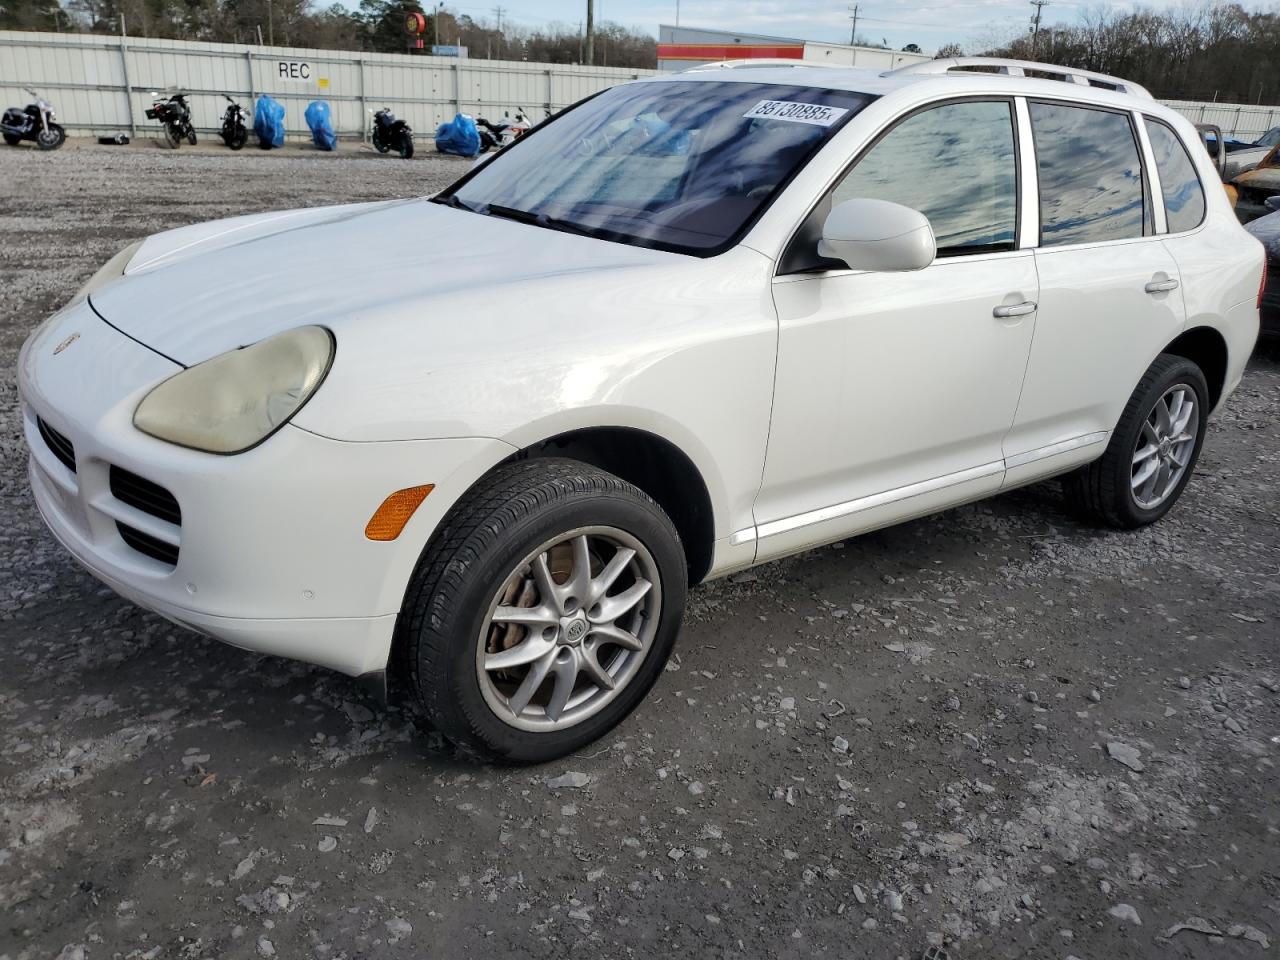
xmin=476 ymin=527 xmax=661 ymax=731
xmin=399 ymin=459 xmax=687 ymax=763
xmin=36 ymin=124 xmax=65 ymax=150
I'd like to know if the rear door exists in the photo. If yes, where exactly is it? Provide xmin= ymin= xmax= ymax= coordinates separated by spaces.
xmin=1003 ymin=99 xmax=1187 ymax=487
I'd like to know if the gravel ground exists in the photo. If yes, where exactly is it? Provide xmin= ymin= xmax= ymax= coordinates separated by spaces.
xmin=1 ymin=139 xmax=1278 ymax=960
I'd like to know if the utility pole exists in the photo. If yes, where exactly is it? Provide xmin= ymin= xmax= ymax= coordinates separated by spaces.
xmin=585 ymin=0 xmax=594 ymax=65
xmin=493 ymin=5 xmax=504 ymax=33
xmin=848 ymin=4 xmax=858 ymax=46
xmin=1029 ymin=0 xmax=1049 ymax=58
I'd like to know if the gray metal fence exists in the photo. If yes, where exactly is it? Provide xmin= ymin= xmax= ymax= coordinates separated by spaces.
xmin=1162 ymin=99 xmax=1280 ymax=142
xmin=3 ymin=30 xmax=1278 ymax=145
xmin=0 ymin=29 xmax=655 ymax=141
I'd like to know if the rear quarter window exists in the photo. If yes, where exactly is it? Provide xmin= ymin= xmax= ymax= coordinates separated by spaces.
xmin=1143 ymin=118 xmax=1207 ymax=233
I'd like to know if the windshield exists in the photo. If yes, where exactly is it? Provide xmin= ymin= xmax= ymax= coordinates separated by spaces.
xmin=443 ymin=80 xmax=875 ymax=256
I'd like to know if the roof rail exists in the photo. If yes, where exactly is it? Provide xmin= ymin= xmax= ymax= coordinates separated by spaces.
xmin=885 ymin=57 xmax=1152 ymax=98
xmin=681 ymin=59 xmax=829 ymax=73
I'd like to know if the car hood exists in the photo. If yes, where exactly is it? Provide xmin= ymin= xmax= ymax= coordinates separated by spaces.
xmin=90 ymin=198 xmax=679 ymax=365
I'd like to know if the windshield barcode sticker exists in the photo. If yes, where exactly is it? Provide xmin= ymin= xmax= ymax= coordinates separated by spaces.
xmin=743 ymin=100 xmax=849 ymax=126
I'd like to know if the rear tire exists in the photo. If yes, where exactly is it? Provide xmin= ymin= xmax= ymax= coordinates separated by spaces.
xmin=399 ymin=132 xmax=414 ymax=159
xmin=3 ymin=133 xmax=20 ymax=146
xmin=1064 ymin=353 xmax=1209 ymax=529
xmin=399 ymin=459 xmax=687 ymax=764
xmin=163 ymin=123 xmax=179 ymax=149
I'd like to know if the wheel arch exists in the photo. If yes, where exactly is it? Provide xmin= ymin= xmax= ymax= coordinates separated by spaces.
xmin=503 ymin=425 xmax=717 ymax=586
xmin=1160 ymin=325 xmax=1229 ymax=409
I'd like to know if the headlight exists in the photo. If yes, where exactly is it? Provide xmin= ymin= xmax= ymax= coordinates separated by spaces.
xmin=74 ymin=240 xmax=143 ymax=303
xmin=133 ymin=326 xmax=334 ymax=454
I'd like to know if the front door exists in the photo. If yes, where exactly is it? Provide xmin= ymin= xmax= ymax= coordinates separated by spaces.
xmin=754 ymin=98 xmax=1038 ymax=563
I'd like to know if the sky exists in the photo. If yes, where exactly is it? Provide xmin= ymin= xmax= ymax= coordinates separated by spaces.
xmin=460 ymin=0 xmax=1200 ymax=52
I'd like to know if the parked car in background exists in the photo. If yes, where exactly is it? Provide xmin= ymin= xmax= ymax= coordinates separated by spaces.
xmin=1232 ymin=144 xmax=1280 ymax=221
xmin=18 ymin=57 xmax=1264 ymax=763
xmin=1245 ymin=205 xmax=1280 ymax=336
xmin=1210 ymin=125 xmax=1280 ymax=179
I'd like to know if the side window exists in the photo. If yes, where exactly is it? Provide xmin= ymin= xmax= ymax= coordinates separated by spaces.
xmin=1144 ymin=118 xmax=1206 ymax=233
xmin=831 ymin=100 xmax=1018 ymax=256
xmin=1030 ymin=102 xmax=1147 ymax=247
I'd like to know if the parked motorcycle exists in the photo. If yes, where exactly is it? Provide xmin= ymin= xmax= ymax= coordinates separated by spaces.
xmin=146 ymin=91 xmax=196 ymax=149
xmin=220 ymin=94 xmax=247 ymax=150
xmin=2 ymin=87 xmax=66 ymax=150
xmin=475 ymin=108 xmax=531 ymax=153
xmin=371 ymin=107 xmax=414 ymax=159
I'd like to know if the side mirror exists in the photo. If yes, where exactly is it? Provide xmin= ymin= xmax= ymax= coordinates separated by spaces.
xmin=1265 ymin=195 xmax=1280 ymax=213
xmin=819 ymin=198 xmax=936 ymax=272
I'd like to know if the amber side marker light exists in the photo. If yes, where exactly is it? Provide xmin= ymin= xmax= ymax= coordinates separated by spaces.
xmin=365 ymin=484 xmax=434 ymax=541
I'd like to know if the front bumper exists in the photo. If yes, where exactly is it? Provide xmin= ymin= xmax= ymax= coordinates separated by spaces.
xmin=18 ymin=301 xmax=511 ymax=676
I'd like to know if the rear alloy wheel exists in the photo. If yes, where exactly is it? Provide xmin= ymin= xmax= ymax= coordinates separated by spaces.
xmin=400 ymin=459 xmax=686 ymax=763
xmin=1130 ymin=384 xmax=1199 ymax=510
xmin=163 ymin=123 xmax=180 ymax=149
xmin=1065 ymin=353 xmax=1209 ymax=529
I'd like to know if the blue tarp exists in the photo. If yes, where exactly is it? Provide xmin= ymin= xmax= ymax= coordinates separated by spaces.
xmin=434 ymin=112 xmax=481 ymax=157
xmin=253 ymin=95 xmax=285 ymax=149
xmin=305 ymin=100 xmax=337 ymax=151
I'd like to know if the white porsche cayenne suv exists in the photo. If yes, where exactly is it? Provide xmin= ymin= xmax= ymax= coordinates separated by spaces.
xmin=19 ymin=58 xmax=1264 ymax=762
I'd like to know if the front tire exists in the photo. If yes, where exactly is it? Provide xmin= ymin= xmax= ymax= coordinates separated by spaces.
xmin=1064 ymin=353 xmax=1209 ymax=529
xmin=36 ymin=124 xmax=65 ymax=150
xmin=399 ymin=459 xmax=687 ymax=763
xmin=186 ymin=127 xmax=198 ymax=146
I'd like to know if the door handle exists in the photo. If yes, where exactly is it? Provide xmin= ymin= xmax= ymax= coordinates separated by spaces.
xmin=993 ymin=301 xmax=1037 ymax=318
xmin=1144 ymin=278 xmax=1180 ymax=293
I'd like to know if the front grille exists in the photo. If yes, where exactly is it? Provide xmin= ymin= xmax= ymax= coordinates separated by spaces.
xmin=116 ymin=522 xmax=179 ymax=566
xmin=110 ymin=466 xmax=181 ymax=526
xmin=36 ymin=417 xmax=76 ymax=473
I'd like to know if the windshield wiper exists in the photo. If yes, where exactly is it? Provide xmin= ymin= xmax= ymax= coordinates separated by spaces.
xmin=430 ymin=194 xmax=477 ymax=212
xmin=483 ymin=203 xmax=596 ymax=238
